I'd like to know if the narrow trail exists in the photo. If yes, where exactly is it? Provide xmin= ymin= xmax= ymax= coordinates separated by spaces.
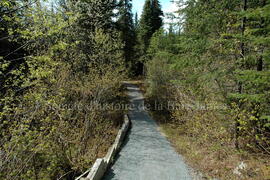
xmin=103 ymin=82 xmax=193 ymax=180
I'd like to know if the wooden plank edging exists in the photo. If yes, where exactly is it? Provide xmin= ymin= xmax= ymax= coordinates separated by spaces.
xmin=76 ymin=115 xmax=130 ymax=180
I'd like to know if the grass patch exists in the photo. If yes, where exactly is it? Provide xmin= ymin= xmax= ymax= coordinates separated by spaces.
xmin=159 ymin=122 xmax=270 ymax=180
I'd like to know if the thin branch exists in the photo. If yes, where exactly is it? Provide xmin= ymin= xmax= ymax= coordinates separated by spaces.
xmin=4 ymin=55 xmax=32 ymax=62
xmin=3 ymin=40 xmax=31 ymax=59
xmin=1 ymin=0 xmax=38 ymax=16
xmin=57 ymin=170 xmax=74 ymax=180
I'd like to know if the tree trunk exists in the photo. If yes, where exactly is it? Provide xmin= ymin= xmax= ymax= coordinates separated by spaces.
xmin=236 ymin=0 xmax=248 ymax=150
xmin=257 ymin=0 xmax=266 ymax=71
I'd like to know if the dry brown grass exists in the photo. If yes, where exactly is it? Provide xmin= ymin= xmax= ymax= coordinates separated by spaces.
xmin=160 ymin=122 xmax=270 ymax=180
xmin=140 ymin=79 xmax=270 ymax=180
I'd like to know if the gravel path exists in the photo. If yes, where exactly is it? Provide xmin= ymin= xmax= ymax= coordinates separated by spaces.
xmin=103 ymin=82 xmax=193 ymax=180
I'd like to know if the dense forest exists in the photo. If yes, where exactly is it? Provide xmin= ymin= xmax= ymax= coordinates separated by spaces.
xmin=0 ymin=0 xmax=269 ymax=179
xmin=0 ymin=0 xmax=129 ymax=179
xmin=145 ymin=0 xmax=270 ymax=179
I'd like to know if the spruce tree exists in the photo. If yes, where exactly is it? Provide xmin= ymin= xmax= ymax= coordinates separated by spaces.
xmin=139 ymin=0 xmax=163 ymax=51
xmin=139 ymin=0 xmax=153 ymax=51
xmin=134 ymin=12 xmax=139 ymax=30
xmin=229 ymin=0 xmax=270 ymax=149
xmin=151 ymin=0 xmax=163 ymax=32
xmin=117 ymin=0 xmax=136 ymax=74
xmin=137 ymin=0 xmax=163 ymax=75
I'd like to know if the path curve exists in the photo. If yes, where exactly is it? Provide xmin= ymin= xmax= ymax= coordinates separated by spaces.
xmin=103 ymin=82 xmax=193 ymax=180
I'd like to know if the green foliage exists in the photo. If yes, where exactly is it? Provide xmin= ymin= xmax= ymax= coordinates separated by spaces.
xmin=138 ymin=0 xmax=163 ymax=51
xmin=0 ymin=0 xmax=11 ymax=7
xmin=145 ymin=0 xmax=270 ymax=155
xmin=0 ymin=0 xmax=126 ymax=179
xmin=135 ymin=0 xmax=163 ymax=75
xmin=117 ymin=0 xmax=137 ymax=75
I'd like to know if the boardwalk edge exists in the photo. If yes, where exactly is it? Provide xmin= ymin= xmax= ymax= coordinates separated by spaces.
xmin=75 ymin=114 xmax=131 ymax=180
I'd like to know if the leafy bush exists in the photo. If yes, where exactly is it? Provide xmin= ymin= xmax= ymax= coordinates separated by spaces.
xmin=145 ymin=0 xmax=270 ymax=155
xmin=0 ymin=1 xmax=126 ymax=179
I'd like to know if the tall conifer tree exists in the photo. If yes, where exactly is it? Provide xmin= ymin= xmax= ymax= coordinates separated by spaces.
xmin=139 ymin=0 xmax=153 ymax=51
xmin=151 ymin=0 xmax=163 ymax=32
xmin=134 ymin=12 xmax=139 ymax=30
xmin=139 ymin=0 xmax=163 ymax=51
xmin=136 ymin=0 xmax=163 ymax=75
xmin=117 ymin=0 xmax=136 ymax=73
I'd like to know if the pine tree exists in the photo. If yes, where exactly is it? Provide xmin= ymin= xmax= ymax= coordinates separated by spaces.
xmin=136 ymin=0 xmax=164 ymax=75
xmin=134 ymin=12 xmax=139 ymax=30
xmin=75 ymin=0 xmax=117 ymax=31
xmin=117 ymin=0 xmax=136 ymax=74
xmin=151 ymin=0 xmax=163 ymax=32
xmin=139 ymin=0 xmax=163 ymax=51
xmin=229 ymin=0 xmax=270 ymax=149
xmin=138 ymin=0 xmax=153 ymax=51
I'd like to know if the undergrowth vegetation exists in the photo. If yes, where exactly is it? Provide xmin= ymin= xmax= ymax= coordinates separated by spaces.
xmin=145 ymin=0 xmax=270 ymax=179
xmin=1 ymin=0 xmax=270 ymax=179
xmin=0 ymin=1 xmax=127 ymax=179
